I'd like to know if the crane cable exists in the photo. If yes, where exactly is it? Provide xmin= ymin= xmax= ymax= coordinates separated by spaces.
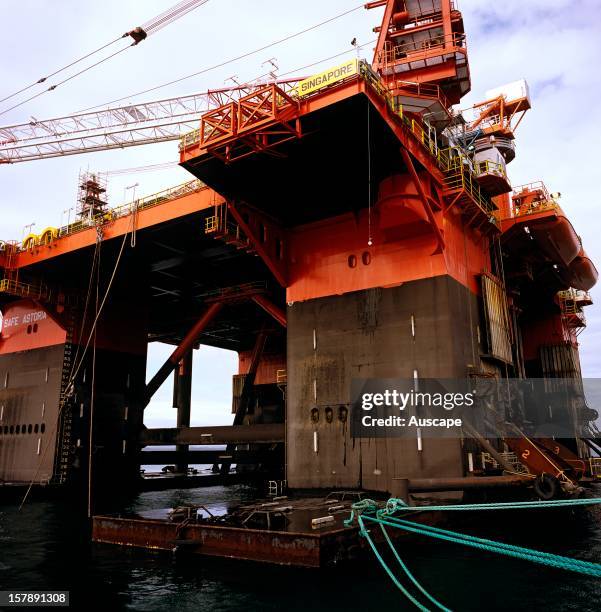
xmin=0 ymin=0 xmax=212 ymax=117
xmin=74 ymin=2 xmax=366 ymax=114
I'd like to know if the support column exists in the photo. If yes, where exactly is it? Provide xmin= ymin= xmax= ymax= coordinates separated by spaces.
xmin=221 ymin=329 xmax=268 ymax=474
xmin=175 ymin=350 xmax=193 ymax=473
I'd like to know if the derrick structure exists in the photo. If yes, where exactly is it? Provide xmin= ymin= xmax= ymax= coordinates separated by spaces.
xmin=0 ymin=0 xmax=599 ymax=495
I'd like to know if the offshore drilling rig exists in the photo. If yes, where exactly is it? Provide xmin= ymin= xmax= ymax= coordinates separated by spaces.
xmin=0 ymin=0 xmax=600 ymax=513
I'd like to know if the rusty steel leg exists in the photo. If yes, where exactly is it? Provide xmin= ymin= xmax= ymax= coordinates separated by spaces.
xmin=144 ymin=302 xmax=223 ymax=407
xmin=221 ymin=328 xmax=268 ymax=475
xmin=175 ymin=350 xmax=193 ymax=474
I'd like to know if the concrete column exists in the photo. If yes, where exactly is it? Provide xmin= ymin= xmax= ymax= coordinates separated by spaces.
xmin=175 ymin=350 xmax=193 ymax=473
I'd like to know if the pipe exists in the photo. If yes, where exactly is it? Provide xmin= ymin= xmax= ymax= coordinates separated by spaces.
xmin=401 ymin=475 xmax=532 ymax=492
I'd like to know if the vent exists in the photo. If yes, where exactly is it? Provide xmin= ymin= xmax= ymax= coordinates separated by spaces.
xmin=480 ymin=273 xmax=513 ymax=363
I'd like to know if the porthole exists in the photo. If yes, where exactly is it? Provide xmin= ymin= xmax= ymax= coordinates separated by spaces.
xmin=21 ymin=425 xmax=26 ymax=434
xmin=310 ymin=407 xmax=319 ymax=423
xmin=33 ymin=323 xmax=38 ymax=333
xmin=348 ymin=254 xmax=357 ymax=268
xmin=40 ymin=423 xmax=46 ymax=434
xmin=9 ymin=425 xmax=14 ymax=434
xmin=27 ymin=325 xmax=32 ymax=334
xmin=362 ymin=251 xmax=371 ymax=266
xmin=28 ymin=424 xmax=33 ymax=434
xmin=34 ymin=424 xmax=39 ymax=433
xmin=15 ymin=425 xmax=20 ymax=434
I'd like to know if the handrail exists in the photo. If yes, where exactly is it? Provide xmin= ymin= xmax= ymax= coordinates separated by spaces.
xmin=379 ymin=32 xmax=467 ymax=68
xmin=11 ymin=179 xmax=207 ymax=250
xmin=179 ymin=59 xmax=495 ymax=220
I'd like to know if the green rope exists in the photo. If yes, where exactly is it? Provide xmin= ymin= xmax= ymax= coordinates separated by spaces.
xmin=357 ymin=516 xmax=432 ymax=612
xmin=377 ymin=513 xmax=589 ymax=567
xmin=379 ymin=523 xmax=451 ymax=612
xmin=347 ymin=496 xmax=601 ymax=610
xmin=363 ymin=515 xmax=601 ymax=578
xmin=378 ymin=497 xmax=601 ymax=515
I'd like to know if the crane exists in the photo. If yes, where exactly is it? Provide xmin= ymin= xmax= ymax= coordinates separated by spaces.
xmin=0 ymin=79 xmax=300 ymax=164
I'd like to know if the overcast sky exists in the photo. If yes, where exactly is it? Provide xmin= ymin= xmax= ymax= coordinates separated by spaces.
xmin=2 ymin=1 xmax=600 ymax=429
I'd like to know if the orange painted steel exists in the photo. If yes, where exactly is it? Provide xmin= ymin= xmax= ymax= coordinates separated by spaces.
xmin=504 ymin=436 xmax=577 ymax=484
xmin=238 ymin=351 xmax=286 ymax=386
xmin=0 ymin=299 xmax=66 ymax=354
xmin=400 ymin=148 xmax=445 ymax=253
xmin=521 ymin=313 xmax=574 ymax=362
xmin=286 ymin=203 xmax=491 ymax=303
xmin=225 ymin=201 xmax=288 ymax=287
xmin=251 ymin=294 xmax=286 ymax=328
xmin=11 ymin=186 xmax=223 ymax=268
xmin=368 ymin=0 xmax=470 ymax=105
xmin=194 ymin=83 xmax=301 ymax=163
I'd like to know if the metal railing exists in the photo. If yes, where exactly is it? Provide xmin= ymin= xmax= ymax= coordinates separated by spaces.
xmin=378 ymin=32 xmax=467 ymax=68
xmin=12 ymin=179 xmax=207 ymax=251
xmin=481 ymin=451 xmax=530 ymax=475
xmin=179 ymin=59 xmax=495 ymax=220
xmin=0 ymin=278 xmax=50 ymax=300
xmin=589 ymin=457 xmax=601 ymax=479
xmin=475 ymin=159 xmax=508 ymax=180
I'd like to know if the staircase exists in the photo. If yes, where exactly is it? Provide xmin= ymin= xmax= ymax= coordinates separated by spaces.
xmin=53 ymin=307 xmax=77 ymax=484
xmin=204 ymin=205 xmax=256 ymax=255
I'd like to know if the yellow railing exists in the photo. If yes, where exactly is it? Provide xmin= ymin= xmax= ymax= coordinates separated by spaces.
xmin=12 ymin=179 xmax=207 ymax=250
xmin=475 ymin=159 xmax=508 ymax=179
xmin=589 ymin=457 xmax=601 ymax=479
xmin=0 ymin=278 xmax=49 ymax=299
xmin=513 ymin=199 xmax=559 ymax=218
xmin=179 ymin=60 xmax=495 ymax=219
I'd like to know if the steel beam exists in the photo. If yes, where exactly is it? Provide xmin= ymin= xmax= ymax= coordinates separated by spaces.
xmin=141 ymin=423 xmax=285 ymax=446
xmin=222 ymin=328 xmax=269 ymax=474
xmin=140 ymin=449 xmax=283 ymax=465
xmin=227 ymin=201 xmax=288 ymax=287
xmin=144 ymin=302 xmax=223 ymax=406
xmin=175 ymin=350 xmax=193 ymax=473
xmin=251 ymin=294 xmax=286 ymax=327
xmin=400 ymin=147 xmax=445 ymax=254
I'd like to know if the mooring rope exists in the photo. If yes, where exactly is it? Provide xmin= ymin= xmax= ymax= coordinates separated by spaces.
xmin=347 ymin=496 xmax=601 ymax=611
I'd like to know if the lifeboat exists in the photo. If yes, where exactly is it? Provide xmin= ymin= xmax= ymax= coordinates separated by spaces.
xmin=562 ymin=250 xmax=598 ymax=291
xmin=502 ymin=210 xmax=581 ymax=267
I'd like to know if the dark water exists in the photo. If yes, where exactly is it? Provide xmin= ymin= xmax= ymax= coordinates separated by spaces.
xmin=1 ymin=485 xmax=601 ymax=611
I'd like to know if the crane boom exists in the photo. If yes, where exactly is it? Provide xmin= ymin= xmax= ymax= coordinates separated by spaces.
xmin=0 ymin=79 xmax=300 ymax=163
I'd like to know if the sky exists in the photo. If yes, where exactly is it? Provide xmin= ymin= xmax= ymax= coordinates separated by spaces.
xmin=1 ymin=0 xmax=601 ymax=429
